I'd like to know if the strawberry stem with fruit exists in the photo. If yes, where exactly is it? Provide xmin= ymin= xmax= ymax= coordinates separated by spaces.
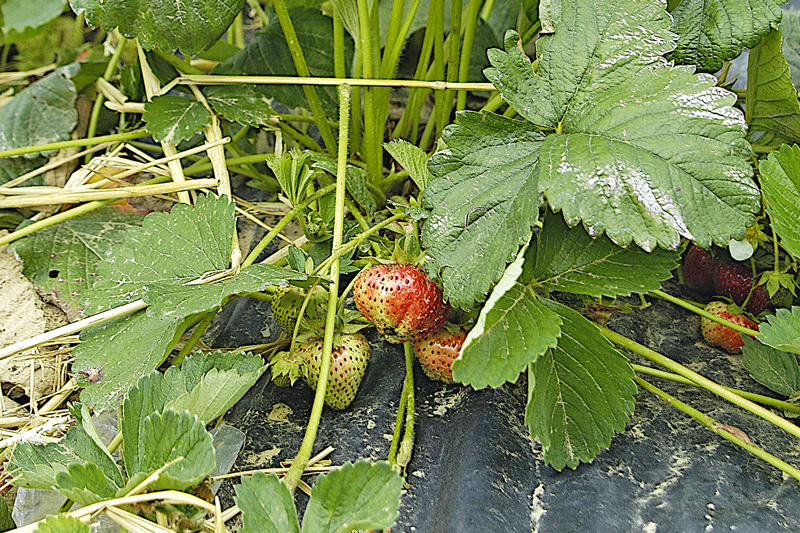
xmin=649 ymin=289 xmax=760 ymax=336
xmin=284 ymin=85 xmax=351 ymax=493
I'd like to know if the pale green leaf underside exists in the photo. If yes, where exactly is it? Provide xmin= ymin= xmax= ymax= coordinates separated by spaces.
xmin=34 ymin=515 xmax=90 ymax=533
xmin=746 ymin=28 xmax=800 ymax=143
xmin=1 ymin=0 xmax=65 ymax=35
xmin=0 ymin=65 xmax=77 ymax=158
xmin=55 ymin=462 xmax=119 ymax=506
xmin=669 ymin=0 xmax=783 ymax=73
xmin=756 ymin=306 xmax=800 ymax=355
xmin=759 ymin=144 xmax=800 ymax=258
xmin=526 ymin=209 xmax=680 ymax=297
xmin=302 ymin=461 xmax=402 ymax=533
xmin=422 ymin=111 xmax=544 ymax=309
xmin=384 ymin=139 xmax=431 ymax=192
xmin=69 ymin=0 xmax=244 ymax=54
xmin=742 ymin=337 xmax=800 ymax=397
xmin=782 ymin=10 xmax=800 ymax=87
xmin=454 ymin=284 xmax=562 ymax=389
xmin=143 ymin=95 xmax=212 ymax=145
xmin=206 ymin=85 xmax=275 ymax=127
xmin=235 ymin=473 xmax=300 ymax=533
xmin=526 ymin=299 xmax=636 ymax=470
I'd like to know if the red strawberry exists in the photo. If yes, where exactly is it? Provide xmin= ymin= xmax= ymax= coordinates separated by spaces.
xmin=412 ymin=326 xmax=467 ymax=383
xmin=712 ymin=261 xmax=769 ymax=315
xmin=683 ymin=245 xmax=717 ymax=293
xmin=293 ymin=333 xmax=370 ymax=410
xmin=353 ymin=264 xmax=449 ymax=344
xmin=700 ymin=301 xmax=759 ymax=354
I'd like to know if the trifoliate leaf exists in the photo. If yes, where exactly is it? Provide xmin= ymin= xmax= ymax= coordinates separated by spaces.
xmin=668 ymin=0 xmax=782 ymax=73
xmin=742 ymin=336 xmax=800 ymax=397
xmin=782 ymin=10 xmax=800 ymax=87
xmin=302 ymin=461 xmax=402 ymax=533
xmin=454 ymin=243 xmax=562 ymax=389
xmin=10 ymin=209 xmax=144 ymax=321
xmin=55 ymin=462 xmax=119 ymax=506
xmin=484 ymin=6 xmax=758 ymax=251
xmin=69 ymin=0 xmax=245 ymax=55
xmin=0 ymin=64 xmax=78 ymax=158
xmin=34 ymin=515 xmax=89 ymax=533
xmin=526 ymin=299 xmax=636 ymax=470
xmin=746 ymin=28 xmax=800 ymax=143
xmin=123 ymin=409 xmax=215 ymax=492
xmin=212 ymin=8 xmax=353 ymax=117
xmin=384 ymin=139 xmax=431 ymax=192
xmin=235 ymin=472 xmax=300 ymax=533
xmin=524 ymin=209 xmax=680 ymax=297
xmin=206 ymin=85 xmax=276 ymax=127
xmin=422 ymin=111 xmax=544 ymax=309
xmin=756 ymin=306 xmax=800 ymax=355
xmin=143 ymin=95 xmax=212 ymax=145
xmin=0 ymin=0 xmax=66 ymax=43
xmin=759 ymin=144 xmax=800 ymax=258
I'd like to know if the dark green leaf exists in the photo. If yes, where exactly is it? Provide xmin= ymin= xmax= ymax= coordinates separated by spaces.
xmin=756 ymin=306 xmax=800 ymax=355
xmin=34 ymin=515 xmax=88 ymax=533
xmin=422 ymin=111 xmax=544 ymax=309
xmin=758 ymin=144 xmax=800 ymax=258
xmin=526 ymin=299 xmax=636 ymax=470
xmin=0 ymin=65 xmax=78 ymax=158
xmin=235 ymin=472 xmax=300 ymax=533
xmin=781 ymin=10 xmax=800 ymax=87
xmin=742 ymin=336 xmax=800 ymax=397
xmin=746 ymin=28 xmax=800 ymax=143
xmin=213 ymin=8 xmax=353 ymax=116
xmin=0 ymin=155 xmax=45 ymax=185
xmin=10 ymin=209 xmax=144 ymax=321
xmin=0 ymin=497 xmax=14 ymax=531
xmin=525 ymin=209 xmax=680 ymax=297
xmin=69 ymin=0 xmax=245 ymax=54
xmin=143 ymin=95 xmax=212 ymax=145
xmin=302 ymin=461 xmax=402 ymax=533
xmin=206 ymin=85 xmax=275 ymax=127
xmin=668 ymin=0 xmax=783 ymax=72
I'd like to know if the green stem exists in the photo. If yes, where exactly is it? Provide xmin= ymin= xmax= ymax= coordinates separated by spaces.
xmin=431 ymin=0 xmax=447 ymax=142
xmin=0 ymin=130 xmax=148 ymax=159
xmin=284 ymin=84 xmax=351 ymax=494
xmin=456 ymin=0 xmax=483 ymax=111
xmin=240 ymin=183 xmax=337 ymax=268
xmin=599 ymin=326 xmax=800 ymax=441
xmin=395 ymin=341 xmax=416 ymax=474
xmin=171 ymin=310 xmax=217 ymax=367
xmin=632 ymin=363 xmax=800 ymax=413
xmin=272 ymin=0 xmax=337 ymax=155
xmin=107 ymin=431 xmax=123 ymax=454
xmin=246 ymin=0 xmax=270 ymax=26
xmin=481 ymin=91 xmax=504 ymax=113
xmin=649 ymin=289 xmax=760 ymax=337
xmin=634 ymin=375 xmax=800 ymax=482
xmin=357 ymin=0 xmax=382 ymax=182
xmin=85 ymin=35 xmax=128 ymax=162
xmin=154 ymin=49 xmax=205 ymax=75
xmin=388 ymin=350 xmax=412 ymax=467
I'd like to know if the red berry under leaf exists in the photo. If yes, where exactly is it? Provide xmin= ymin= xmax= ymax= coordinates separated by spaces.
xmin=700 ymin=301 xmax=758 ymax=354
xmin=683 ymin=245 xmax=718 ymax=293
xmin=412 ymin=326 xmax=467 ymax=383
xmin=712 ymin=261 xmax=769 ymax=315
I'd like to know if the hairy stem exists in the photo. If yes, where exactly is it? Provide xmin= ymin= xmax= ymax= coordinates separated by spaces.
xmin=649 ymin=289 xmax=760 ymax=337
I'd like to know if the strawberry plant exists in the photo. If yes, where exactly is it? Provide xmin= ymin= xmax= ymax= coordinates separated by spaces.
xmin=1 ymin=0 xmax=800 ymax=530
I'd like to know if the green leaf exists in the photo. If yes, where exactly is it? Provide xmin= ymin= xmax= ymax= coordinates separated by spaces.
xmin=10 ymin=209 xmax=144 ymax=321
xmin=235 ymin=472 xmax=300 ymax=533
xmin=1 ymin=0 xmax=65 ymax=42
xmin=0 ymin=65 xmax=78 ymax=158
xmin=485 ymin=7 xmax=758 ymax=251
xmin=453 ymin=243 xmax=562 ymax=388
xmin=213 ymin=8 xmax=353 ymax=116
xmin=0 ymin=155 xmax=45 ymax=185
xmin=759 ymin=144 xmax=800 ymax=258
xmin=302 ymin=461 xmax=402 ymax=533
xmin=83 ymin=194 xmax=235 ymax=314
xmin=143 ymin=95 xmax=212 ymax=145
xmin=0 ymin=497 xmax=14 ymax=531
xmin=55 ymin=462 xmax=119 ymax=506
xmin=422 ymin=111 xmax=544 ymax=309
xmin=34 ymin=515 xmax=89 ymax=533
xmin=124 ymin=409 xmax=215 ymax=492
xmin=746 ymin=28 xmax=800 ymax=143
xmin=525 ymin=299 xmax=637 ymax=470
xmin=69 ymin=0 xmax=245 ymax=55
xmin=525 ymin=209 xmax=680 ymax=297
xmin=781 ymin=10 xmax=800 ymax=87
xmin=742 ymin=336 xmax=800 ymax=397
xmin=756 ymin=306 xmax=800 ymax=355
xmin=308 ymin=153 xmax=377 ymax=216
xmin=206 ymin=85 xmax=275 ymax=127
xmin=384 ymin=139 xmax=431 ymax=192
xmin=668 ymin=0 xmax=783 ymax=72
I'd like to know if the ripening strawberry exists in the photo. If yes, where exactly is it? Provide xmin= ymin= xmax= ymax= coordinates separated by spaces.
xmin=270 ymin=285 xmax=326 ymax=335
xmin=683 ymin=245 xmax=718 ymax=293
xmin=712 ymin=261 xmax=769 ymax=315
xmin=353 ymin=264 xmax=449 ymax=344
xmin=294 ymin=333 xmax=370 ymax=410
xmin=700 ymin=301 xmax=759 ymax=354
xmin=412 ymin=326 xmax=467 ymax=383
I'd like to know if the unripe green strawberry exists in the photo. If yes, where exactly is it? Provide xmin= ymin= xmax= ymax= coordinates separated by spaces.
xmin=412 ymin=326 xmax=467 ymax=383
xmin=294 ymin=333 xmax=370 ymax=410
xmin=700 ymin=301 xmax=759 ymax=354
xmin=353 ymin=264 xmax=449 ymax=344
xmin=270 ymin=285 xmax=326 ymax=335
